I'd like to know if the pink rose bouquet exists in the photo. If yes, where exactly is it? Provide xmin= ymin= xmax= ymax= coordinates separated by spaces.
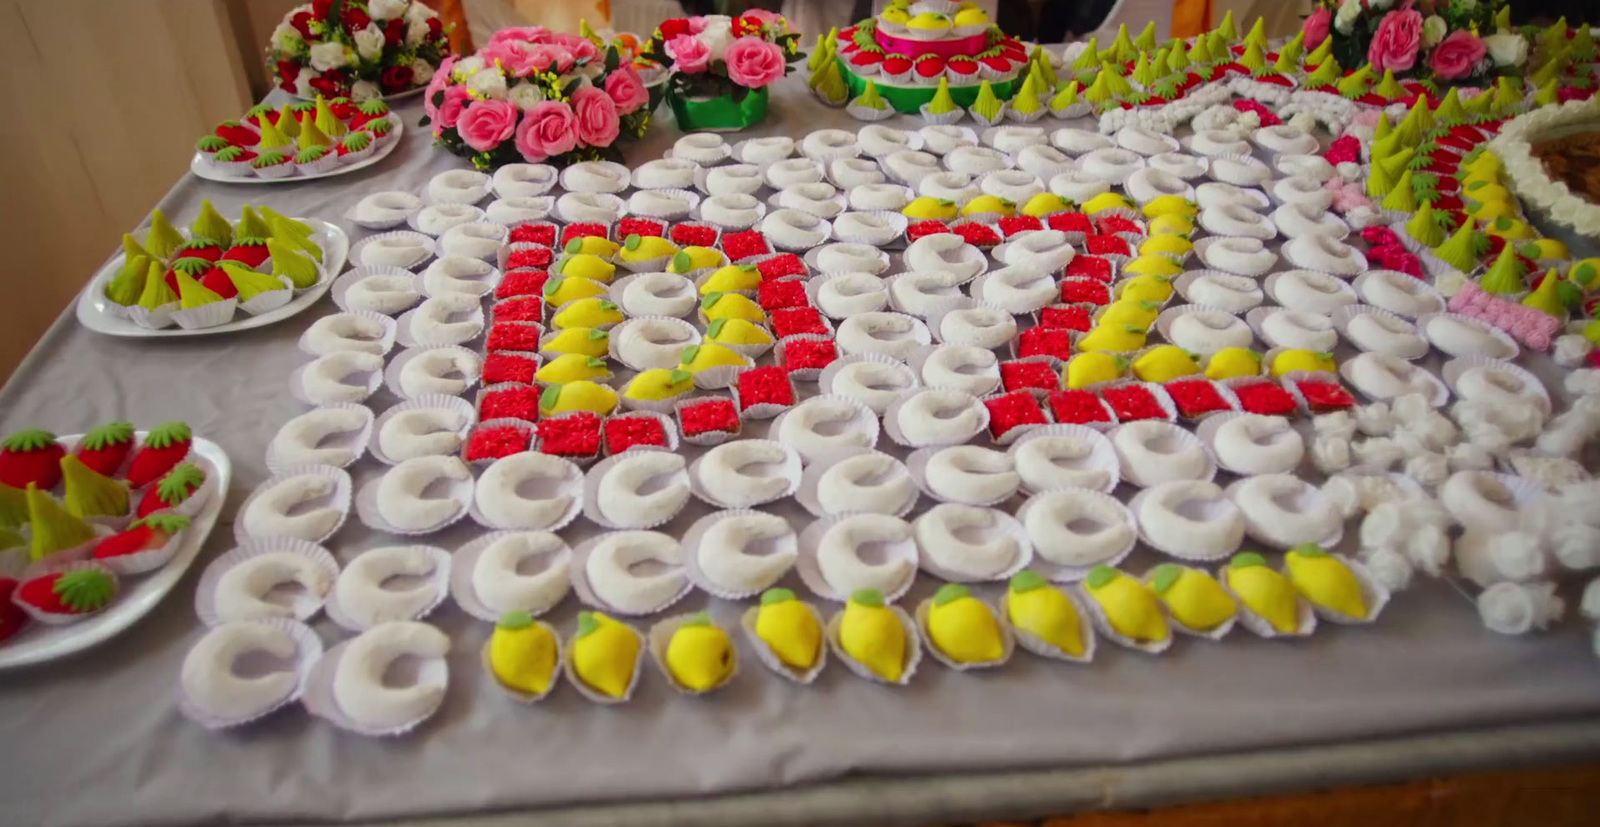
xmin=268 ymin=0 xmax=454 ymax=101
xmin=1306 ymin=0 xmax=1509 ymax=82
xmin=425 ymin=26 xmax=660 ymax=169
xmin=643 ymin=13 xmax=805 ymax=112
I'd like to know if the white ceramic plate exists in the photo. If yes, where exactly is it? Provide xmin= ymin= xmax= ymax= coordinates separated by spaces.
xmin=0 ymin=433 xmax=231 ymax=669
xmin=75 ymin=218 xmax=349 ymax=338
xmin=291 ymin=85 xmax=427 ymax=103
xmin=189 ymin=117 xmax=404 ymax=184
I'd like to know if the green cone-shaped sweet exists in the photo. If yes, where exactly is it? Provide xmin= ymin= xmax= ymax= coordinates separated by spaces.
xmin=268 ymin=239 xmax=319 ymax=289
xmin=927 ymin=77 xmax=958 ymax=115
xmin=1540 ymin=17 xmax=1569 ymax=51
xmin=806 ymin=32 xmax=832 ymax=71
xmin=1534 ymin=77 xmax=1559 ymax=107
xmin=1481 ymin=243 xmax=1527 ymax=294
xmin=0 ymin=483 xmax=28 ymax=529
xmin=122 ymin=234 xmax=152 ymax=264
xmin=297 ymin=112 xmax=330 ymax=150
xmin=1166 ymin=38 xmax=1191 ymax=73
xmin=276 ymin=104 xmax=301 ymax=137
xmin=1382 ymin=171 xmax=1419 ymax=212
xmin=136 ymin=261 xmax=177 ymax=309
xmin=1365 ymin=156 xmax=1396 ymax=199
xmin=219 ymin=261 xmax=287 ymax=301
xmin=1275 ymin=31 xmax=1305 ymax=71
xmin=1433 ymin=220 xmax=1482 ymax=272
xmin=1243 ymin=16 xmax=1268 ymax=51
xmin=1373 ymin=68 xmax=1406 ymax=100
xmin=1205 ymin=30 xmax=1229 ymax=62
xmin=1491 ymin=76 xmax=1523 ymax=114
xmin=1572 ymin=26 xmax=1597 ymax=61
xmin=1434 ymin=87 xmax=1466 ymax=126
xmin=190 ymin=199 xmax=233 ymax=248
xmin=1523 ymin=270 xmax=1568 ymax=318
xmin=1011 ymin=75 xmax=1043 ymax=114
xmin=1337 ymin=64 xmax=1373 ymax=99
xmin=1073 ymin=36 xmax=1101 ymax=71
xmin=1111 ymin=24 xmax=1137 ymax=63
xmin=26 ymin=484 xmax=97 ymax=561
xmin=1050 ymin=80 xmax=1081 ymax=111
xmin=105 ymin=254 xmax=150 ymax=306
xmin=235 ymin=205 xmax=271 ymax=241
xmin=1100 ymin=61 xmax=1132 ymax=95
xmin=60 ymin=454 xmax=129 ymax=520
xmin=1217 ymin=10 xmax=1239 ymax=42
xmin=1133 ymin=21 xmax=1157 ymax=52
xmin=1306 ymin=33 xmax=1333 ymax=67
xmin=175 ymin=270 xmax=223 ymax=310
xmin=1405 ymin=202 xmax=1446 ymax=248
xmin=1304 ymin=57 xmax=1341 ymax=88
xmin=1083 ymin=71 xmax=1114 ymax=104
xmin=811 ymin=54 xmax=848 ymax=106
xmin=1239 ymin=39 xmax=1266 ymax=73
xmin=1189 ymin=31 xmax=1215 ymax=65
xmin=1378 ymin=148 xmax=1415 ymax=180
xmin=266 ymin=216 xmax=321 ymax=263
xmin=856 ymin=79 xmax=886 ymax=110
xmin=971 ymin=80 xmax=1004 ymax=121
xmin=1129 ymin=52 xmax=1155 ymax=87
xmin=1530 ymin=48 xmax=1568 ymax=89
xmin=313 ymin=95 xmax=347 ymax=138
xmin=1031 ymin=44 xmax=1058 ymax=88
xmin=144 ymin=209 xmax=184 ymax=260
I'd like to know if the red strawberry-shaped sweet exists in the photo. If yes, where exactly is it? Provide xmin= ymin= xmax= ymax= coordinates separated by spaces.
xmin=1588 ymin=348 xmax=1600 ymax=370
xmin=173 ymin=239 xmax=222 ymax=263
xmin=135 ymin=463 xmax=205 ymax=519
xmin=0 ymin=578 xmax=26 ymax=642
xmin=1255 ymin=73 xmax=1294 ymax=87
xmin=92 ymin=513 xmax=190 ymax=562
xmin=124 ymin=422 xmax=192 ymax=488
xmin=914 ymin=54 xmax=946 ymax=81
xmin=215 ymin=120 xmax=259 ymax=146
xmin=245 ymin=108 xmax=278 ymax=129
xmin=15 ymin=568 xmax=117 ymax=619
xmin=74 ymin=422 xmax=135 ymax=477
xmin=221 ymin=237 xmax=271 ymax=268
xmin=164 ymin=257 xmax=213 ymax=293
xmin=849 ymin=49 xmax=884 ymax=70
xmin=0 ymin=429 xmax=66 ymax=490
xmin=328 ymin=97 xmax=359 ymax=119
xmin=947 ymin=55 xmax=979 ymax=79
xmin=979 ymin=55 xmax=1012 ymax=75
xmin=882 ymin=53 xmax=913 ymax=77
xmin=199 ymin=266 xmax=238 ymax=299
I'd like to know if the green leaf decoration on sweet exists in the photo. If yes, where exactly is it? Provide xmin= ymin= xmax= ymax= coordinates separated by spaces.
xmin=175 ymin=270 xmax=223 ymax=310
xmin=680 ymin=611 xmax=712 ymax=629
xmin=105 ymin=254 xmax=150 ymax=306
xmin=1230 ymin=551 xmax=1267 ymax=570
xmin=1049 ymin=80 xmax=1081 ymax=111
xmin=1381 ymin=172 xmax=1419 ymax=212
xmin=576 ymin=610 xmax=600 ymax=638
xmin=1481 ymin=244 xmax=1527 ymax=294
xmin=1151 ymin=75 xmax=1182 ymax=100
xmin=341 ymin=132 xmax=371 ymax=152
xmin=1166 ymin=39 xmax=1191 ymax=73
xmin=54 ymin=568 xmax=115 ymax=613
xmin=144 ymin=209 xmax=184 ymax=260
xmin=587 ymin=328 xmax=610 ymax=342
xmin=1123 ymin=90 xmax=1150 ymax=105
xmin=1009 ymin=570 xmax=1047 ymax=594
xmin=856 ymin=79 xmax=886 ymax=110
xmin=135 ymin=512 xmax=190 ymax=534
xmin=2 ymin=428 xmax=54 ymax=452
xmin=850 ymin=588 xmax=885 ymax=607
xmin=970 ymin=81 xmax=1003 ymax=121
xmin=498 ymin=609 xmax=535 ymax=631
xmin=1086 ymin=565 xmax=1119 ymax=589
xmin=679 ymin=345 xmax=701 ymax=364
xmin=293 ymin=147 xmax=326 ymax=167
xmin=365 ymin=117 xmax=392 ymax=134
xmin=0 ymin=483 xmax=25 ymax=530
xmin=251 ymin=151 xmax=288 ymax=169
xmin=927 ymin=77 xmax=959 ymax=115
xmin=137 ymin=261 xmax=177 ymax=310
xmin=1130 ymin=53 xmax=1156 ymax=87
xmin=357 ymin=99 xmax=389 ymax=117
xmin=155 ymin=463 xmax=204 ymax=506
xmin=1150 ymin=564 xmax=1184 ymax=594
xmin=220 ymin=262 xmax=284 ymax=301
xmin=1573 ymin=262 xmax=1600 ymax=288
xmin=1011 ymin=78 xmax=1043 ymax=115
xmin=705 ymin=318 xmax=730 ymax=339
xmin=61 ymin=454 xmax=129 ymax=519
xmin=267 ymin=239 xmax=319 ymax=289
xmin=599 ymin=300 xmax=617 ymax=312
xmin=1405 ymin=202 xmax=1445 ymax=248
xmin=27 ymin=484 xmax=96 ymax=561
xmin=235 ymin=206 xmax=270 ymax=241
xmin=81 ymin=422 xmax=134 ymax=452
xmin=761 ymin=587 xmax=797 ymax=606
xmin=539 ymin=383 xmax=563 ymax=411
xmin=667 ymin=369 xmax=691 ymax=386
xmin=933 ymin=583 xmax=971 ymax=607
xmin=1523 ymin=270 xmax=1569 ymax=318
xmin=1072 ymin=36 xmax=1100 ymax=70
xmin=216 ymin=146 xmax=249 ymax=162
xmin=196 ymin=135 xmax=230 ymax=153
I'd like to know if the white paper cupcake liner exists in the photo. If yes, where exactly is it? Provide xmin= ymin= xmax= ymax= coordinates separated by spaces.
xmin=481 ymin=622 xmax=564 ymax=704
xmin=322 ymin=544 xmax=451 ymax=632
xmin=231 ymin=465 xmax=352 ymax=546
xmin=562 ymin=616 xmax=646 ymax=704
xmin=170 ymin=298 xmax=238 ymax=330
xmin=567 ymin=532 xmax=693 ymax=618
xmin=176 ymin=617 xmax=323 ymax=730
xmin=195 ymin=537 xmax=340 ymax=627
xmin=352 ymin=463 xmax=473 ymax=536
xmin=825 ymin=604 xmax=921 ymax=686
xmin=125 ymin=301 xmax=178 ymax=330
xmin=236 ymin=277 xmax=297 ymax=316
xmin=302 ymin=625 xmax=450 ymax=735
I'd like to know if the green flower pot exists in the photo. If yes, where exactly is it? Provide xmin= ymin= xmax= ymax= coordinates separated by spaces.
xmin=668 ymin=86 xmax=769 ymax=133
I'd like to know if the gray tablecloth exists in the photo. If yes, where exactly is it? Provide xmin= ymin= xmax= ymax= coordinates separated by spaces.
xmin=3 ymin=77 xmax=1600 ymax=827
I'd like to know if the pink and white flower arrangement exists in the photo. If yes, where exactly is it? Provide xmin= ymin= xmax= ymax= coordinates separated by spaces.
xmin=424 ymin=26 xmax=657 ymax=169
xmin=1306 ymin=0 xmax=1510 ymax=82
xmin=268 ymin=0 xmax=453 ymax=100
xmin=642 ymin=13 xmax=804 ymax=103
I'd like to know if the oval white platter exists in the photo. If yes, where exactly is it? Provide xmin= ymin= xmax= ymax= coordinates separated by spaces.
xmin=189 ymin=116 xmax=404 ymax=184
xmin=0 ymin=432 xmax=230 ymax=670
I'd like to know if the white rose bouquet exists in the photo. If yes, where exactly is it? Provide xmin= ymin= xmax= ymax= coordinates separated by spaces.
xmin=268 ymin=0 xmax=454 ymax=100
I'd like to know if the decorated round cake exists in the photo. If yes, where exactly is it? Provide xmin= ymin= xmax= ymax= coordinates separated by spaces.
xmin=833 ymin=0 xmax=1028 ymax=115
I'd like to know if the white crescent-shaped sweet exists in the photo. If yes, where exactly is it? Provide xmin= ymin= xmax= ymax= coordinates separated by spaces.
xmin=739 ymin=135 xmax=795 ymax=164
xmin=814 ymin=272 xmax=889 ymax=318
xmin=829 ymin=359 xmax=918 ymax=414
xmin=889 ymin=269 xmax=968 ymax=316
xmin=410 ymin=293 xmax=483 ymax=345
xmin=484 ymin=196 xmax=553 ymax=225
xmin=427 ymin=169 xmax=490 ymax=203
xmin=474 ymin=453 xmax=580 ymax=530
xmin=816 ymin=452 xmax=917 ymax=516
xmin=398 ymin=347 xmax=480 ymax=397
xmin=1261 ymin=309 xmax=1338 ymax=351
xmin=939 ymin=305 xmax=1016 ymax=349
xmin=1148 ymin=152 xmax=1208 ymax=180
xmin=585 ymin=530 xmax=686 ymax=613
xmin=629 ymin=189 xmax=695 ymax=219
xmin=352 ymin=191 xmax=421 ymax=225
xmin=472 ymin=531 xmax=570 ymax=615
xmin=614 ymin=317 xmax=699 ymax=370
xmin=1360 ymin=270 xmax=1441 ymax=316
xmin=837 ymin=312 xmax=929 ymax=361
xmin=1000 ymin=230 xmax=1075 ymax=273
xmin=915 ymin=504 xmax=1018 ymax=579
xmin=815 ymin=514 xmax=914 ymax=596
xmin=1125 ymin=167 xmax=1195 ymax=205
xmin=1252 ymin=125 xmax=1319 ymax=155
xmin=1232 ymin=474 xmax=1340 ymax=547
xmin=760 ymin=208 xmax=829 ymax=248
xmin=920 ymin=171 xmax=979 ymax=204
xmin=777 ymin=397 xmax=875 ymax=462
xmin=421 ymin=256 xmax=496 ymax=297
xmin=304 ymin=313 xmax=389 ymax=356
xmin=765 ymin=158 xmax=825 ymax=189
xmin=1051 ymin=128 xmax=1116 ymax=156
xmin=905 ymin=234 xmax=986 ymax=281
xmin=270 ymin=408 xmax=369 ymax=467
xmin=242 ymin=475 xmax=343 ymax=542
xmin=335 ymin=546 xmax=444 ymax=627
xmin=946 ymin=145 xmax=1010 ymax=176
xmin=360 ymin=236 xmax=431 ymax=270
xmin=980 ymin=264 xmax=1058 ymax=313
xmin=848 ymin=183 xmax=911 ymax=211
xmin=375 ymin=455 xmax=470 ymax=531
xmin=413 ymin=203 xmax=481 ymax=236
xmin=857 ymin=125 xmax=912 ymax=157
xmin=1024 ymin=489 xmax=1133 ymax=566
xmin=697 ymin=440 xmax=797 ymax=507
xmin=983 ymin=168 xmax=1046 ymax=203
xmin=696 ymin=511 xmax=797 ymax=594
xmin=674 ymin=133 xmax=731 ymax=165
xmin=919 ymin=345 xmax=1000 ymax=396
xmin=1169 ymin=310 xmax=1255 ymax=354
xmin=833 ymin=157 xmax=888 ymax=189
xmin=703 ymin=164 xmax=763 ymax=197
xmin=1345 ymin=311 xmax=1426 ymax=358
xmin=633 ymin=157 xmax=699 ymax=190
xmin=332 ymin=621 xmax=450 ymax=730
xmin=1213 ymin=415 xmax=1304 ymax=475
xmin=1138 ymin=480 xmax=1245 ymax=558
xmin=439 ymin=222 xmax=506 ymax=260
xmin=1114 ymin=421 xmax=1209 ymax=485
xmin=1189 ymin=129 xmax=1250 ymax=157
xmin=896 ymin=389 xmax=985 ymax=446
xmin=1273 ymin=270 xmax=1354 ymax=313
xmin=618 ymin=272 xmax=696 ymax=318
xmin=378 ymin=408 xmax=465 ymax=462
xmin=1200 ymin=203 xmax=1276 ymax=239
xmin=345 ymin=274 xmax=420 ymax=315
xmin=884 ymin=150 xmax=941 ymax=185
xmin=597 ymin=452 xmax=690 ymax=528
xmin=801 ymin=128 xmax=858 ymax=161
xmin=924 ymin=446 xmax=1018 ymax=503
xmin=988 ymin=125 xmax=1046 ymax=154
xmin=831 ymin=212 xmax=901 ymax=246
xmin=1013 ymin=435 xmax=1111 ymax=492
xmin=1345 ymin=352 xmax=1440 ymax=400
xmin=213 ymin=551 xmax=333 ymax=622
xmin=1184 ymin=273 xmax=1263 ymax=314
xmin=181 ymin=621 xmax=300 ymax=720
xmin=491 ymin=163 xmax=557 ymax=198
xmin=301 ymin=351 xmax=382 ymax=405
xmin=700 ymin=193 xmax=764 ymax=227
xmin=775 ymin=182 xmax=844 ymax=218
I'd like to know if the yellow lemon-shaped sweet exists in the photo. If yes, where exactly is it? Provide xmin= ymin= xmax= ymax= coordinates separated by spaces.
xmin=1141 ymin=195 xmax=1198 ymax=218
xmin=623 ymin=368 xmax=695 ymax=401
xmin=1148 ymin=213 xmax=1195 ymax=236
xmin=1465 ymin=197 xmax=1517 ymax=222
xmin=1076 ymin=324 xmax=1147 ymax=353
xmin=1147 ymin=564 xmax=1236 ymax=631
xmin=564 ymin=235 xmax=621 ymax=258
xmin=663 ymin=612 xmax=735 ymax=692
xmin=1284 ymin=544 xmax=1368 ymax=619
xmin=1139 ymin=234 xmax=1193 ymax=257
xmin=754 ymin=588 xmax=822 ymax=671
xmin=839 ymin=589 xmax=906 ymax=682
xmin=1065 ymin=351 xmax=1126 ymax=388
xmin=1269 ymin=348 xmax=1335 ymax=377
xmin=540 ymin=381 xmax=618 ymax=417
xmin=1021 ymin=192 xmax=1074 ymax=217
xmin=706 ymin=317 xmax=773 ymax=346
xmin=615 ymin=233 xmax=676 ymax=262
xmin=554 ymin=253 xmax=617 ymax=283
xmin=535 ymin=353 xmax=612 ymax=384
xmin=925 ymin=584 xmax=1004 ymax=663
xmin=1483 ymin=216 xmax=1535 ymax=240
xmin=963 ymin=194 xmax=1015 ymax=217
xmin=1085 ymin=566 xmax=1168 ymax=642
xmin=1097 ymin=298 xmax=1162 ymax=328
xmin=906 ymin=12 xmax=952 ymax=32
xmin=488 ymin=611 xmax=558 ymax=696
xmin=952 ymin=7 xmax=988 ymax=27
xmin=1132 ymin=344 xmax=1200 ymax=382
xmin=1462 ymin=182 xmax=1512 ymax=206
xmin=542 ymin=327 xmax=610 ymax=357
xmin=1123 ymin=253 xmax=1183 ymax=277
xmin=699 ymin=264 xmax=762 ymax=294
xmin=903 ymin=196 xmax=959 ymax=220
xmin=570 ymin=611 xmax=640 ymax=698
xmin=1005 ymin=572 xmax=1085 ymax=657
xmin=700 ymin=291 xmax=766 ymax=324
xmin=1205 ymin=347 xmax=1261 ymax=380
xmin=1082 ymin=191 xmax=1134 ymax=215
xmin=1226 ymin=553 xmax=1301 ymax=633
xmin=543 ymin=275 xmax=607 ymax=307
xmin=1117 ymin=273 xmax=1175 ymax=303
xmin=1523 ymin=237 xmax=1570 ymax=261
xmin=678 ymin=342 xmax=750 ymax=373
xmin=881 ymin=6 xmax=910 ymax=24
xmin=670 ymin=247 xmax=728 ymax=274
xmin=551 ymin=297 xmax=624 ymax=329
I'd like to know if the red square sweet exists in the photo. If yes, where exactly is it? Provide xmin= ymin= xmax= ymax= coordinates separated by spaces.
xmin=536 ymin=412 xmax=601 ymax=456
xmin=506 ymin=246 xmax=554 ymax=271
xmin=1294 ymin=380 xmax=1355 ymax=411
xmin=756 ymin=253 xmax=806 ymax=281
xmin=480 ymin=385 xmax=542 ymax=421
xmin=487 ymin=322 xmax=542 ymax=353
xmin=492 ymin=297 xmax=543 ymax=323
xmin=616 ymin=217 xmax=666 ymax=239
xmin=560 ymin=223 xmax=608 ymax=246
xmin=1038 ymin=305 xmax=1092 ymax=331
xmin=670 ymin=222 xmax=718 ymax=247
xmin=757 ymin=279 xmax=809 ymax=311
xmin=736 ymin=366 xmax=795 ymax=409
xmin=1059 ymin=278 xmax=1110 ymax=305
xmin=1085 ymin=235 xmax=1131 ymax=257
xmin=771 ymin=306 xmax=828 ymax=339
xmin=464 ymin=424 xmax=531 ymax=461
xmin=721 ymin=230 xmax=770 ymax=261
xmin=780 ymin=337 xmax=837 ymax=370
xmin=483 ymin=353 xmax=539 ymax=385
xmin=1095 ymin=215 xmax=1142 ymax=236
xmin=679 ymin=398 xmax=740 ymax=436
xmin=1017 ymin=326 xmax=1073 ymax=359
xmin=1046 ymin=389 xmax=1111 ymax=424
xmin=497 ymin=270 xmax=549 ymax=299
xmin=1101 ymin=385 xmax=1167 ymax=421
xmin=998 ymin=216 xmax=1044 ymax=237
xmin=985 ymin=391 xmax=1049 ymax=439
xmin=1000 ymin=360 xmax=1061 ymax=392
xmin=509 ymin=223 xmax=557 ymax=247
xmin=953 ymin=222 xmax=1002 ymax=247
xmin=604 ymin=416 xmax=668 ymax=454
xmin=1233 ymin=382 xmax=1298 ymax=416
xmin=907 ymin=220 xmax=952 ymax=241
xmin=1164 ymin=379 xmax=1232 ymax=417
xmin=1047 ymin=212 xmax=1094 ymax=235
